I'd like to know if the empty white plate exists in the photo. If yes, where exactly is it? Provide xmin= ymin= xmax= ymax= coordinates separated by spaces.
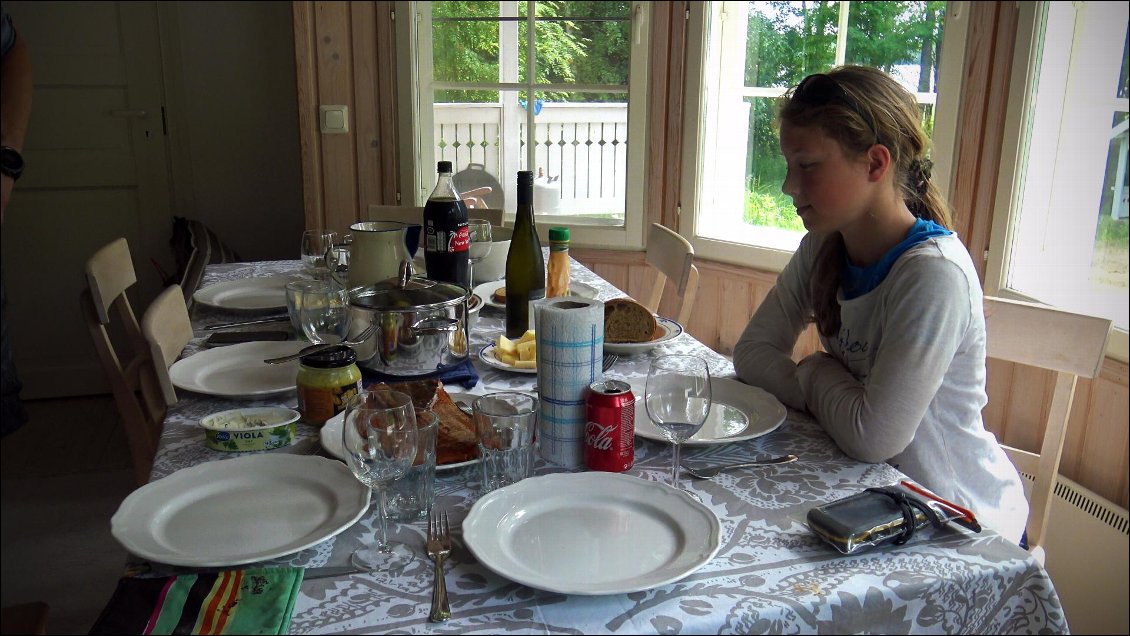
xmin=193 ymin=275 xmax=299 ymax=311
xmin=111 ymin=454 xmax=369 ymax=567
xmin=634 ymin=377 xmax=787 ymax=446
xmin=463 ymin=472 xmax=720 ymax=595
xmin=169 ymin=341 xmax=305 ymax=397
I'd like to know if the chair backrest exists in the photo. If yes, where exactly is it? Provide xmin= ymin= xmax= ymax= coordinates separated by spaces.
xmin=82 ymin=238 xmax=168 ymax=486
xmin=365 ymin=204 xmax=504 ymax=229
xmin=983 ymin=296 xmax=1111 ymax=563
xmin=141 ymin=284 xmax=194 ymax=408
xmin=644 ymin=223 xmax=699 ymax=326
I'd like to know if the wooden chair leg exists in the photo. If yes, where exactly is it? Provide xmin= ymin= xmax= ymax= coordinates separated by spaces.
xmin=1 ymin=601 xmax=49 ymax=635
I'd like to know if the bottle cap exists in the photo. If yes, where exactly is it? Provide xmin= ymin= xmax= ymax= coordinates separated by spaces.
xmin=437 ymin=161 xmax=453 ymax=173
xmin=549 ymin=227 xmax=570 ymax=242
xmin=300 ymin=345 xmax=358 ymax=368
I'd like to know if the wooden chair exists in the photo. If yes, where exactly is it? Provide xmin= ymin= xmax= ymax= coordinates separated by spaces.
xmin=81 ymin=238 xmax=168 ymax=486
xmin=141 ymin=284 xmax=194 ymax=408
xmin=644 ymin=223 xmax=699 ymax=326
xmin=365 ymin=204 xmax=504 ymax=228
xmin=983 ymin=296 xmax=1111 ymax=565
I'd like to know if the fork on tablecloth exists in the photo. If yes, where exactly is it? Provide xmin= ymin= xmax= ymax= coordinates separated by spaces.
xmin=426 ymin=508 xmax=452 ymax=622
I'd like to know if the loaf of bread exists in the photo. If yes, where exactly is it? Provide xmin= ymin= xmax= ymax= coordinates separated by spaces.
xmin=604 ymin=298 xmax=658 ymax=343
xmin=365 ymin=379 xmax=478 ymax=465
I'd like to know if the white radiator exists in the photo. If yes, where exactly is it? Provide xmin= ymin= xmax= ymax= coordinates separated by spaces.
xmin=1029 ymin=473 xmax=1129 ymax=635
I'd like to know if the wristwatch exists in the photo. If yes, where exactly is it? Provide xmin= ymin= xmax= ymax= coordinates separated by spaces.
xmin=1 ymin=146 xmax=24 ymax=181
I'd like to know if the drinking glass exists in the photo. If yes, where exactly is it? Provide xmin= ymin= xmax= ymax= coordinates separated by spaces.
xmin=341 ymin=389 xmax=418 ymax=570
xmin=386 ymin=409 xmax=439 ymax=522
xmin=301 ymin=229 xmax=338 ymax=278
xmin=644 ymin=355 xmax=711 ymax=491
xmin=300 ymin=280 xmax=351 ymax=344
xmin=467 ymin=219 xmax=493 ymax=287
xmin=472 ymin=392 xmax=538 ymax=494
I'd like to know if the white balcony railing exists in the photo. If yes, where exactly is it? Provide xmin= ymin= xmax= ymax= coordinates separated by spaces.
xmin=434 ymin=102 xmax=628 ymax=216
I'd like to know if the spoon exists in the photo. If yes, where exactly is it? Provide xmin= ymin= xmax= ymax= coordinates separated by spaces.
xmin=263 ymin=325 xmax=376 ymax=364
xmin=682 ymin=454 xmax=799 ymax=479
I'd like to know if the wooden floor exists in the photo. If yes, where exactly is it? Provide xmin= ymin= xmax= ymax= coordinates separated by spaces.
xmin=1 ymin=395 xmax=136 ymax=635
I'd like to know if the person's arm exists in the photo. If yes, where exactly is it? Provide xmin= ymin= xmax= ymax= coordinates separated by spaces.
xmin=1 ymin=25 xmax=33 ymax=220
xmin=796 ymin=255 xmax=974 ymax=463
xmin=732 ymin=232 xmax=824 ymax=410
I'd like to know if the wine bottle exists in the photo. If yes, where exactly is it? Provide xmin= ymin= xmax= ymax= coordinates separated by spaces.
xmin=423 ymin=161 xmax=470 ymax=288
xmin=505 ymin=171 xmax=545 ymax=337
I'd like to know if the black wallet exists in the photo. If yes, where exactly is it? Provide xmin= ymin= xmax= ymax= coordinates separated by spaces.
xmin=807 ymin=483 xmax=981 ymax=555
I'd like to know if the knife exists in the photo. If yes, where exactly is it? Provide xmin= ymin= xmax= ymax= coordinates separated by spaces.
xmin=204 ymin=314 xmax=291 ymax=330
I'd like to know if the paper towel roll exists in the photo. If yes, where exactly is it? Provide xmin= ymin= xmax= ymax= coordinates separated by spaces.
xmin=533 ymin=296 xmax=604 ymax=468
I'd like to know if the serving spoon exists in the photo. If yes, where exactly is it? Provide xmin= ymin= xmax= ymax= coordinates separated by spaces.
xmin=682 ymin=454 xmax=799 ymax=479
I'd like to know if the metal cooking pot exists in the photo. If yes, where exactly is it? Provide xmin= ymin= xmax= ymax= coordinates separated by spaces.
xmin=346 ymin=264 xmax=470 ymax=376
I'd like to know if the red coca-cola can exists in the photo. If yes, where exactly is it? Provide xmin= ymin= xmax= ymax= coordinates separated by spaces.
xmin=585 ymin=379 xmax=636 ymax=472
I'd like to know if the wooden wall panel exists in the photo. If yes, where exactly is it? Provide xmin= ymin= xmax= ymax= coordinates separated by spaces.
xmin=313 ymin=2 xmax=358 ymax=237
xmin=292 ymin=2 xmax=323 ymax=231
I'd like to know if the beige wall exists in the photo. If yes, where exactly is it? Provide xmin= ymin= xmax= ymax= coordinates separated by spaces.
xmin=291 ymin=2 xmax=1128 ymax=509
xmin=162 ymin=1 xmax=304 ymax=261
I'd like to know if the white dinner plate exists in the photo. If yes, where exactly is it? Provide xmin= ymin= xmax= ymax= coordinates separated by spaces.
xmin=603 ymin=316 xmax=684 ymax=355
xmin=473 ymin=279 xmax=598 ymax=311
xmin=110 ymin=454 xmax=370 ymax=567
xmin=478 ymin=343 xmax=538 ymax=374
xmin=169 ymin=341 xmax=306 ymax=397
xmin=320 ymin=404 xmax=481 ymax=472
xmin=193 ymin=275 xmax=299 ymax=311
xmin=463 ymin=472 xmax=720 ymax=595
xmin=634 ymin=378 xmax=787 ymax=446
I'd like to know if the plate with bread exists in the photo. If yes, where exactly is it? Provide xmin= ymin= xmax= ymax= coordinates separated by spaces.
xmin=474 ymin=280 xmax=598 ymax=311
xmin=320 ymin=380 xmax=480 ymax=470
xmin=603 ymin=298 xmax=684 ymax=355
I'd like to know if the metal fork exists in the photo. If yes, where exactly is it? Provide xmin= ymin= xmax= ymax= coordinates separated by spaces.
xmin=426 ymin=509 xmax=452 ymax=622
xmin=602 ymin=353 xmax=619 ymax=372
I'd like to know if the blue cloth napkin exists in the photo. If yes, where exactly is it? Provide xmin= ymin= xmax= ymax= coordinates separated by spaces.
xmin=360 ymin=358 xmax=479 ymax=390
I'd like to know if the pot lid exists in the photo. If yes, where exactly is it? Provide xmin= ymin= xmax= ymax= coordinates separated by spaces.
xmin=350 ymin=263 xmax=468 ymax=311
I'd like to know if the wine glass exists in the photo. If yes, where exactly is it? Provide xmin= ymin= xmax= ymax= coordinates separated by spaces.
xmin=467 ymin=219 xmax=493 ymax=287
xmin=300 ymin=280 xmax=351 ymax=344
xmin=644 ymin=354 xmax=712 ymax=492
xmin=301 ymin=229 xmax=338 ymax=279
xmin=341 ymin=389 xmax=419 ymax=570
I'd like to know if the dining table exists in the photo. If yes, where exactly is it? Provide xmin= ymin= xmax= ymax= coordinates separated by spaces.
xmin=138 ymin=254 xmax=1069 ymax=634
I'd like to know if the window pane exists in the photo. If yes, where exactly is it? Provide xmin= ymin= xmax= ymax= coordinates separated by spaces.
xmin=747 ymin=1 xmax=839 ymax=88
xmin=1004 ymin=2 xmax=1128 ymax=331
xmin=528 ymin=90 xmax=627 ymax=223
xmin=697 ymin=1 xmax=947 ymax=255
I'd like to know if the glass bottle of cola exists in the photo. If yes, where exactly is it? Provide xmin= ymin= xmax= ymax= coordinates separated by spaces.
xmin=423 ymin=161 xmax=470 ymax=288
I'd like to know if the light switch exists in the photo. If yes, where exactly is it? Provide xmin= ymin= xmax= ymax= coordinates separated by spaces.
xmin=320 ymin=105 xmax=349 ymax=134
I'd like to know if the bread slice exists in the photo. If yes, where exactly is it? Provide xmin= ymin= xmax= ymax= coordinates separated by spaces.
xmin=364 ymin=380 xmax=478 ymax=465
xmin=604 ymin=298 xmax=658 ymax=343
xmin=491 ymin=286 xmax=507 ymax=304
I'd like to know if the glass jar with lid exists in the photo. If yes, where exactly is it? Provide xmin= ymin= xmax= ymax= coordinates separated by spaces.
xmin=296 ymin=345 xmax=362 ymax=426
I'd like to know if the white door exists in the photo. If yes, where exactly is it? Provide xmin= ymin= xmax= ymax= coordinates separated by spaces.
xmin=1 ymin=1 xmax=173 ymax=398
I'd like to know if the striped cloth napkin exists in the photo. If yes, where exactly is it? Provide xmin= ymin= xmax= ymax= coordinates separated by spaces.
xmin=89 ymin=567 xmax=303 ymax=635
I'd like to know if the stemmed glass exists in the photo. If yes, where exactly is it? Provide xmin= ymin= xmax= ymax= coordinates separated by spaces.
xmin=467 ymin=219 xmax=492 ymax=287
xmin=341 ymin=389 xmax=419 ymax=570
xmin=644 ymin=354 xmax=712 ymax=492
xmin=301 ymin=229 xmax=338 ymax=279
xmin=300 ymin=280 xmax=351 ymax=345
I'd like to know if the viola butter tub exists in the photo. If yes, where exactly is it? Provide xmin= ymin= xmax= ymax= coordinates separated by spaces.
xmin=199 ymin=407 xmax=302 ymax=452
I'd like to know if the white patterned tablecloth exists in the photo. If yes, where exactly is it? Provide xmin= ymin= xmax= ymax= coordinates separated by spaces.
xmin=146 ymin=259 xmax=1067 ymax=634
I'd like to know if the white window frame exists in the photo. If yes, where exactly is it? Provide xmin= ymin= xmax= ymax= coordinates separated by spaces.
xmin=987 ymin=0 xmax=1128 ymax=363
xmin=679 ymin=1 xmax=969 ymax=273
xmin=396 ymin=1 xmax=651 ymax=250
